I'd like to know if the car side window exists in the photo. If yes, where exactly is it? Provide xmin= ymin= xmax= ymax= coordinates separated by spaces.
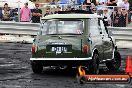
xmin=99 ymin=19 xmax=108 ymax=37
xmin=48 ymin=21 xmax=57 ymax=34
xmin=89 ymin=18 xmax=100 ymax=36
xmin=41 ymin=22 xmax=47 ymax=35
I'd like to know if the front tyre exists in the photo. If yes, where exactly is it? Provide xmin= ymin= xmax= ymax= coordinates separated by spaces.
xmin=106 ymin=51 xmax=121 ymax=71
xmin=31 ymin=61 xmax=43 ymax=74
xmin=89 ymin=53 xmax=99 ymax=74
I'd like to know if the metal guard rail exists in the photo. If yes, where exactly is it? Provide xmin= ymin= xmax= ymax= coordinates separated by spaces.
xmin=0 ymin=22 xmax=132 ymax=46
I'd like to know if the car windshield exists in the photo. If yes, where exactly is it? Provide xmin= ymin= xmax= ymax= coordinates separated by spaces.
xmin=41 ymin=19 xmax=84 ymax=35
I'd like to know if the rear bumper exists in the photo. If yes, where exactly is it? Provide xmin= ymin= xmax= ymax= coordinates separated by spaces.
xmin=30 ymin=57 xmax=92 ymax=61
xmin=30 ymin=57 xmax=92 ymax=66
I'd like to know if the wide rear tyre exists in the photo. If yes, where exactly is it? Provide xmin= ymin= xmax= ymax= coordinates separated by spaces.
xmin=106 ymin=51 xmax=121 ymax=71
xmin=89 ymin=53 xmax=99 ymax=74
xmin=31 ymin=61 xmax=43 ymax=74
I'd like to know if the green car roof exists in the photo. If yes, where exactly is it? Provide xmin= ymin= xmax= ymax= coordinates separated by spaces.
xmin=42 ymin=14 xmax=103 ymax=20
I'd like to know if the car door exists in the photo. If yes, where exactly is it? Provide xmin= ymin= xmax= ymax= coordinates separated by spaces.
xmin=99 ymin=19 xmax=113 ymax=60
xmin=89 ymin=18 xmax=104 ymax=60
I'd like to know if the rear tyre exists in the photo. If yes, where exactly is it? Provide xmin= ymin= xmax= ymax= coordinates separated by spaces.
xmin=106 ymin=51 xmax=121 ymax=71
xmin=89 ymin=53 xmax=99 ymax=74
xmin=31 ymin=61 xmax=43 ymax=74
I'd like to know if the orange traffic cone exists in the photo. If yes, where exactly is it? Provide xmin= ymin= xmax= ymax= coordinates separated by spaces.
xmin=125 ymin=55 xmax=132 ymax=77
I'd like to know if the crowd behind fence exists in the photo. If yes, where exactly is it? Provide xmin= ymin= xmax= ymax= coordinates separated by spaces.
xmin=0 ymin=2 xmax=131 ymax=27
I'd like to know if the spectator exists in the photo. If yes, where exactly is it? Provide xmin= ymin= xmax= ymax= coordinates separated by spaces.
xmin=0 ymin=7 xmax=2 ymax=20
xmin=113 ymin=7 xmax=122 ymax=27
xmin=121 ymin=0 xmax=131 ymax=24
xmin=65 ymin=5 xmax=72 ymax=11
xmin=32 ymin=3 xmax=42 ymax=23
xmin=113 ymin=7 xmax=128 ymax=27
xmin=122 ymin=0 xmax=130 ymax=11
xmin=117 ymin=0 xmax=123 ymax=7
xmin=128 ymin=3 xmax=132 ymax=23
xmin=71 ymin=8 xmax=75 ymax=10
xmin=83 ymin=0 xmax=92 ymax=11
xmin=107 ymin=0 xmax=118 ymax=17
xmin=2 ymin=3 xmax=11 ymax=21
xmin=91 ymin=0 xmax=97 ymax=5
xmin=107 ymin=0 xmax=118 ymax=7
xmin=54 ymin=6 xmax=61 ymax=14
xmin=20 ymin=2 xmax=31 ymax=22
xmin=96 ymin=0 xmax=108 ymax=15
xmin=44 ymin=8 xmax=51 ymax=17
xmin=91 ymin=6 xmax=97 ymax=14
xmin=82 ymin=4 xmax=87 ymax=10
xmin=13 ymin=8 xmax=19 ymax=22
xmin=120 ymin=7 xmax=128 ymax=27
xmin=102 ymin=8 xmax=111 ymax=26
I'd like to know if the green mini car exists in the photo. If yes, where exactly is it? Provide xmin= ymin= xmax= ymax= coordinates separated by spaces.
xmin=30 ymin=11 xmax=121 ymax=74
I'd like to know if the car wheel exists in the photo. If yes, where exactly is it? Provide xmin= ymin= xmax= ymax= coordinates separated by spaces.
xmin=31 ymin=61 xmax=43 ymax=74
xmin=89 ymin=53 xmax=99 ymax=74
xmin=106 ymin=51 xmax=121 ymax=71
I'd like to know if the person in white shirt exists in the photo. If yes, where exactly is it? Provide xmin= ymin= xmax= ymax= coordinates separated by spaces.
xmin=117 ymin=0 xmax=123 ymax=7
xmin=102 ymin=8 xmax=111 ymax=26
xmin=122 ymin=0 xmax=130 ymax=11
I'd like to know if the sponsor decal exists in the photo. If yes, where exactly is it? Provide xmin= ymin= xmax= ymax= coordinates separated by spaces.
xmin=78 ymin=75 xmax=131 ymax=83
xmin=77 ymin=66 xmax=131 ymax=84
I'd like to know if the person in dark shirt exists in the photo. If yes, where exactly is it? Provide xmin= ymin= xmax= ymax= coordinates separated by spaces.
xmin=83 ymin=0 xmax=91 ymax=5
xmin=113 ymin=7 xmax=128 ymax=27
xmin=107 ymin=0 xmax=117 ymax=8
xmin=113 ymin=8 xmax=121 ymax=27
xmin=32 ymin=3 xmax=42 ymax=23
xmin=120 ymin=7 xmax=128 ymax=27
